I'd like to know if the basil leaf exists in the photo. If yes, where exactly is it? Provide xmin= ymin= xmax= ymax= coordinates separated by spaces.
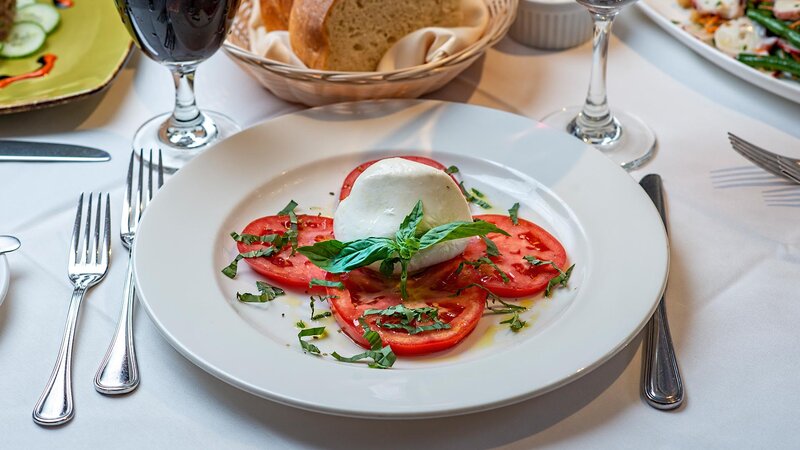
xmin=221 ymin=248 xmax=277 ymax=278
xmin=481 ymin=235 xmax=500 ymax=257
xmin=445 ymin=165 xmax=459 ymax=174
xmin=297 ymin=239 xmax=346 ymax=267
xmin=396 ymin=200 xmax=424 ymax=243
xmin=309 ymin=278 xmax=344 ymax=289
xmin=296 ymin=320 xmax=306 ymax=328
xmin=523 ymin=256 xmax=575 ymax=297
xmin=379 ymin=258 xmax=397 ymax=277
xmin=277 ymin=200 xmax=298 ymax=216
xmin=331 ymin=346 xmax=396 ymax=369
xmin=230 ymin=232 xmax=282 ymax=246
xmin=236 ymin=281 xmax=285 ymax=303
xmin=298 ymin=326 xmax=325 ymax=355
xmin=459 ymin=182 xmax=492 ymax=209
xmin=500 ymin=312 xmax=526 ymax=332
xmin=508 ymin=202 xmax=520 ymax=226
xmin=359 ymin=318 xmax=383 ymax=351
xmin=419 ymin=220 xmax=509 ymax=250
xmin=300 ymin=237 xmax=395 ymax=273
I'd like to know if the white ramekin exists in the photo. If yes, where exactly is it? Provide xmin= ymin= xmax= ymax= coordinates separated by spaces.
xmin=509 ymin=0 xmax=593 ymax=50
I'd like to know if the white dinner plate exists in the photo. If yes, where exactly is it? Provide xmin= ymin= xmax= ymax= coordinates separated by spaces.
xmin=133 ymin=99 xmax=668 ymax=419
xmin=639 ymin=0 xmax=800 ymax=104
xmin=0 ymin=255 xmax=8 ymax=308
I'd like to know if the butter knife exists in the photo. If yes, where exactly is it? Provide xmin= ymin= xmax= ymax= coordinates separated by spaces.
xmin=640 ymin=174 xmax=684 ymax=410
xmin=0 ymin=140 xmax=111 ymax=162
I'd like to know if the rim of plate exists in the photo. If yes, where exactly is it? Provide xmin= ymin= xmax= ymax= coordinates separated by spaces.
xmin=0 ymin=255 xmax=9 ymax=308
xmin=133 ymin=99 xmax=668 ymax=419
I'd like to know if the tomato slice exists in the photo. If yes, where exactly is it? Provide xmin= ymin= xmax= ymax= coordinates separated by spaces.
xmin=339 ymin=156 xmax=456 ymax=201
xmin=461 ymin=214 xmax=568 ymax=298
xmin=325 ymin=259 xmax=487 ymax=356
xmin=237 ymin=215 xmax=334 ymax=290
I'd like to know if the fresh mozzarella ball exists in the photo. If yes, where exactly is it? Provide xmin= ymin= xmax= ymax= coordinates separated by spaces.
xmin=334 ymin=158 xmax=473 ymax=273
xmin=693 ymin=0 xmax=743 ymax=19
xmin=714 ymin=18 xmax=773 ymax=57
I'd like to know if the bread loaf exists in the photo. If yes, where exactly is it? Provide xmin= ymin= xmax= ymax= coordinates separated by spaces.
xmin=259 ymin=0 xmax=294 ymax=31
xmin=289 ymin=0 xmax=461 ymax=71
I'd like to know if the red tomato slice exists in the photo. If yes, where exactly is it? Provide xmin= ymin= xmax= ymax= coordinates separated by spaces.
xmin=237 ymin=215 xmax=334 ymax=290
xmin=461 ymin=214 xmax=568 ymax=298
xmin=339 ymin=156 xmax=456 ymax=201
xmin=325 ymin=259 xmax=487 ymax=356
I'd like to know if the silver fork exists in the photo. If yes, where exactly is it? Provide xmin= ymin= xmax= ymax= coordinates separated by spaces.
xmin=94 ymin=150 xmax=163 ymax=395
xmin=728 ymin=133 xmax=800 ymax=184
xmin=33 ymin=193 xmax=111 ymax=426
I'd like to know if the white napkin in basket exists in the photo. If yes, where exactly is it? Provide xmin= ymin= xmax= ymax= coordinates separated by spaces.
xmin=247 ymin=0 xmax=489 ymax=71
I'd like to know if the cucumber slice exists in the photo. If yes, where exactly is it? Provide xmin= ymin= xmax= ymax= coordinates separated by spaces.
xmin=16 ymin=0 xmax=36 ymax=8
xmin=16 ymin=4 xmax=60 ymax=34
xmin=0 ymin=22 xmax=46 ymax=58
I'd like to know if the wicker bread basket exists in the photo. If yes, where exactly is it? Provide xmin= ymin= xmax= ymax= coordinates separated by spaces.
xmin=223 ymin=0 xmax=517 ymax=106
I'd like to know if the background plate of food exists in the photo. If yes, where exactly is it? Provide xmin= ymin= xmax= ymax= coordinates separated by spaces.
xmin=639 ymin=0 xmax=800 ymax=104
xmin=0 ymin=0 xmax=131 ymax=114
xmin=222 ymin=0 xmax=517 ymax=106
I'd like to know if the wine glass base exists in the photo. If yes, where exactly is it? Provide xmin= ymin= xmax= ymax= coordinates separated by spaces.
xmin=132 ymin=110 xmax=241 ymax=170
xmin=542 ymin=107 xmax=656 ymax=171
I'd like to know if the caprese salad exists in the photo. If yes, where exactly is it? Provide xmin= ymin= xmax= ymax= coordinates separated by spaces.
xmin=222 ymin=156 xmax=574 ymax=369
xmin=678 ymin=0 xmax=800 ymax=81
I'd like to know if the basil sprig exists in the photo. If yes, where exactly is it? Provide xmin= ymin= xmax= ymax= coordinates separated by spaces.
xmin=298 ymin=200 xmax=508 ymax=299
xmin=332 ymin=319 xmax=396 ymax=369
xmin=363 ymin=304 xmax=450 ymax=335
xmin=236 ymin=281 xmax=286 ymax=303
xmin=523 ymin=256 xmax=575 ymax=297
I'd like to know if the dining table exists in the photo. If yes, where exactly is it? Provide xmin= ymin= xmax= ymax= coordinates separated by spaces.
xmin=1 ymin=5 xmax=799 ymax=448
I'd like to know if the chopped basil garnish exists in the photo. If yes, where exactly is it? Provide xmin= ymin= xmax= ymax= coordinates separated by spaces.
xmin=523 ymin=256 xmax=575 ymax=297
xmin=481 ymin=235 xmax=500 ymax=257
xmin=445 ymin=165 xmax=459 ymax=174
xmin=298 ymin=200 xmax=508 ymax=299
xmin=230 ymin=231 xmax=283 ymax=246
xmin=508 ymin=202 xmax=520 ymax=225
xmin=236 ymin=281 xmax=286 ymax=303
xmin=221 ymin=247 xmax=278 ymax=278
xmin=331 ymin=319 xmax=396 ymax=369
xmin=454 ymin=257 xmax=510 ymax=283
xmin=363 ymin=304 xmax=451 ymax=335
xmin=298 ymin=326 xmax=325 ymax=355
xmin=459 ymin=182 xmax=492 ymax=209
xmin=276 ymin=200 xmax=300 ymax=255
xmin=310 ymin=294 xmax=336 ymax=320
xmin=309 ymin=278 xmax=345 ymax=289
xmin=453 ymin=283 xmax=527 ymax=314
xmin=277 ymin=200 xmax=299 ymax=215
xmin=471 ymin=188 xmax=485 ymax=198
xmin=296 ymin=320 xmax=306 ymax=329
xmin=500 ymin=312 xmax=526 ymax=332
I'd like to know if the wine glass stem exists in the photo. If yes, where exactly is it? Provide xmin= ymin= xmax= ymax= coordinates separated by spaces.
xmin=170 ymin=65 xmax=203 ymax=128
xmin=572 ymin=12 xmax=621 ymax=143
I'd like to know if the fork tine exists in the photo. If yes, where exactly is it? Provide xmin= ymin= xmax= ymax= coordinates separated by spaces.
xmin=157 ymin=149 xmax=164 ymax=188
xmin=93 ymin=192 xmax=102 ymax=264
xmin=729 ymin=135 xmax=783 ymax=176
xmin=134 ymin=152 xmax=144 ymax=225
xmin=778 ymin=158 xmax=800 ymax=184
xmin=147 ymin=149 xmax=154 ymax=202
xmin=83 ymin=193 xmax=93 ymax=264
xmin=69 ymin=194 xmax=84 ymax=266
xmin=102 ymin=193 xmax=111 ymax=266
xmin=125 ymin=152 xmax=134 ymax=233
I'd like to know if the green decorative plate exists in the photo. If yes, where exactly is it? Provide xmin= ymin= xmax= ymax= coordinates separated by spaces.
xmin=0 ymin=0 xmax=132 ymax=114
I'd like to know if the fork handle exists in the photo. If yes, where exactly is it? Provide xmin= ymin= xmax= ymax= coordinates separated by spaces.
xmin=642 ymin=297 xmax=684 ymax=410
xmin=94 ymin=256 xmax=139 ymax=394
xmin=33 ymin=286 xmax=87 ymax=426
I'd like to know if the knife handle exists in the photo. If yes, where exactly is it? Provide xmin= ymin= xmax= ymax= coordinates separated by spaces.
xmin=642 ymin=298 xmax=684 ymax=409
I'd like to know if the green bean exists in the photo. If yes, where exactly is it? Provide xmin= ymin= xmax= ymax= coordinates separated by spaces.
xmin=746 ymin=9 xmax=800 ymax=49
xmin=737 ymin=54 xmax=800 ymax=77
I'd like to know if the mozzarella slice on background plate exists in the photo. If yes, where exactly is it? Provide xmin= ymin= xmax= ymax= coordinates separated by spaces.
xmin=334 ymin=157 xmax=473 ymax=273
xmin=773 ymin=0 xmax=800 ymax=20
xmin=714 ymin=17 xmax=775 ymax=56
xmin=693 ymin=0 xmax=744 ymax=19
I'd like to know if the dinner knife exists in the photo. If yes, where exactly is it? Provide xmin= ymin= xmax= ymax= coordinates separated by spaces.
xmin=0 ymin=140 xmax=111 ymax=162
xmin=640 ymin=174 xmax=684 ymax=410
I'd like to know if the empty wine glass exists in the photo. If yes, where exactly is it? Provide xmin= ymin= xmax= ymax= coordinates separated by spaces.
xmin=542 ymin=0 xmax=655 ymax=170
xmin=115 ymin=0 xmax=242 ymax=169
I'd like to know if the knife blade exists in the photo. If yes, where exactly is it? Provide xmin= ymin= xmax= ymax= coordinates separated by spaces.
xmin=0 ymin=140 xmax=111 ymax=162
xmin=640 ymin=174 xmax=684 ymax=410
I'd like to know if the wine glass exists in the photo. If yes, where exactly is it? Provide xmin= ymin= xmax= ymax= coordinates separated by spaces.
xmin=542 ymin=0 xmax=655 ymax=171
xmin=115 ymin=0 xmax=242 ymax=169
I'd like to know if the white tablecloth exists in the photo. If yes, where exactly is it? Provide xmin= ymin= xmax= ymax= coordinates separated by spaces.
xmin=2 ymin=7 xmax=799 ymax=448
